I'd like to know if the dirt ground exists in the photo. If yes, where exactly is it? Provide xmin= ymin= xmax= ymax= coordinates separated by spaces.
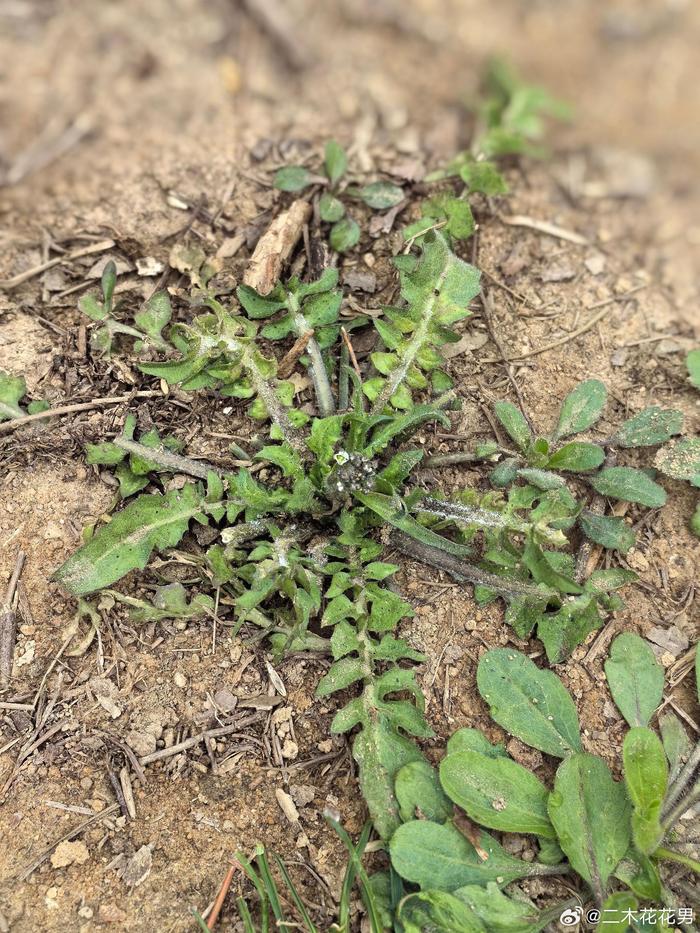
xmin=1 ymin=0 xmax=699 ymax=930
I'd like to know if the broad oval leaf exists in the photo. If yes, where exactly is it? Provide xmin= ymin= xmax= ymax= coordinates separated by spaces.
xmin=654 ymin=438 xmax=700 ymax=486
xmin=329 ymin=217 xmax=360 ymax=253
xmin=613 ymin=407 xmax=683 ymax=448
xmin=589 ymin=467 xmax=667 ymax=507
xmin=579 ymin=511 xmax=635 ymax=553
xmin=604 ymin=633 xmax=664 ymax=728
xmin=440 ymin=750 xmax=555 ymax=837
xmin=360 ymin=181 xmax=404 ymax=209
xmin=389 ymin=820 xmax=553 ymax=891
xmin=553 ymin=379 xmax=607 ymax=440
xmin=273 ymin=165 xmax=313 ymax=191
xmin=54 ymin=484 xmax=204 ymax=595
xmin=547 ymin=441 xmax=605 ymax=472
xmin=319 ymin=192 xmax=345 ymax=223
xmin=455 ymin=883 xmax=563 ymax=933
xmin=446 ymin=728 xmax=507 ymax=759
xmin=547 ymin=753 xmax=631 ymax=897
xmin=324 ymin=139 xmax=347 ymax=186
xmin=476 ymin=649 xmax=581 ymax=758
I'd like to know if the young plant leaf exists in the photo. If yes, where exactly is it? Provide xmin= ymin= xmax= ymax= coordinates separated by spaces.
xmin=687 ymin=349 xmax=700 ymax=389
xmin=319 ymin=192 xmax=345 ymax=222
xmin=547 ymin=753 xmax=631 ymax=900
xmin=658 ymin=711 xmax=690 ymax=783
xmin=330 ymin=217 xmax=360 ymax=253
xmin=273 ymin=166 xmax=313 ymax=191
xmin=613 ymin=407 xmax=683 ymax=448
xmin=389 ymin=821 xmax=555 ymax=891
xmin=446 ymin=728 xmax=507 ymax=759
xmin=589 ymin=467 xmax=667 ymax=507
xmin=324 ymin=139 xmax=347 ymax=186
xmin=604 ymin=633 xmax=664 ymax=728
xmin=654 ymin=438 xmax=700 ymax=487
xmin=547 ymin=441 xmax=605 ymax=472
xmin=579 ymin=512 xmax=635 ymax=553
xmin=439 ymin=750 xmax=555 ymax=837
xmin=476 ymin=649 xmax=581 ymax=758
xmin=360 ymin=182 xmax=404 ymax=209
xmin=53 ymin=484 xmax=205 ymax=595
xmin=553 ymin=379 xmax=607 ymax=441
xmin=623 ymin=726 xmax=668 ymax=855
xmin=494 ymin=401 xmax=532 ymax=452
xmin=455 ymin=883 xmax=564 ymax=933
xmin=0 ymin=371 xmax=27 ymax=421
xmin=397 ymin=890 xmax=486 ymax=932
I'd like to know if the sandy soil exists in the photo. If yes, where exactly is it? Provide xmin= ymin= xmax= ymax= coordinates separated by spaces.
xmin=1 ymin=0 xmax=699 ymax=930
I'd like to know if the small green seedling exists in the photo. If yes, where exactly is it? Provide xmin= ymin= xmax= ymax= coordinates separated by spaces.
xmin=0 ymin=370 xmax=48 ymax=422
xmin=274 ymin=140 xmax=404 ymax=252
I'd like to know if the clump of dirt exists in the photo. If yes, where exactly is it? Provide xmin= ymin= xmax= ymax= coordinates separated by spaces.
xmin=1 ymin=1 xmax=699 ymax=930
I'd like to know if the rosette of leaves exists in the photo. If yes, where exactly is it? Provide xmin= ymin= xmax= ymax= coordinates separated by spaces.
xmin=491 ymin=380 xmax=683 ymax=554
xmin=137 ymin=297 xmax=306 ymax=442
xmin=237 ymin=267 xmax=345 ymax=417
xmin=366 ymin=230 xmax=481 ymax=411
xmin=79 ymin=260 xmax=173 ymax=356
xmin=273 ymin=139 xmax=404 ymax=253
xmin=0 ymin=370 xmax=49 ymax=422
xmin=388 ymin=643 xmax=698 ymax=928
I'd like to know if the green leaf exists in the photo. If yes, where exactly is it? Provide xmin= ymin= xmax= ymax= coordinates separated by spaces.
xmin=360 ymin=181 xmax=404 ymax=209
xmin=589 ymin=467 xmax=667 ymax=507
xmin=352 ymin=717 xmax=425 ymax=840
xmin=553 ymin=379 xmax=607 ymax=440
xmin=398 ymin=890 xmax=486 ymax=932
xmin=460 ymin=160 xmax=509 ymax=195
xmin=604 ymin=633 xmax=664 ymax=728
xmin=255 ymin=444 xmax=303 ymax=479
xmin=659 ymin=711 xmax=690 ymax=782
xmin=0 ymin=371 xmax=27 ymax=421
xmin=613 ymin=407 xmax=683 ymax=448
xmin=54 ymin=484 xmax=204 ymax=595
xmin=516 ymin=468 xmax=564 ymax=490
xmin=316 ymin=657 xmax=366 ymax=697
xmin=355 ymin=492 xmax=474 ymax=558
xmin=364 ymin=404 xmax=450 ymax=456
xmin=547 ymin=442 xmax=605 ymax=472
xmin=477 ymin=648 xmax=581 ymax=758
xmin=85 ymin=441 xmax=127 ymax=466
xmin=654 ymin=438 xmax=700 ymax=486
xmin=547 ymin=753 xmax=631 ymax=897
xmin=307 ymin=414 xmax=345 ymax=465
xmin=585 ymin=568 xmax=636 ymax=593
xmin=134 ymin=291 xmax=171 ymax=343
xmin=101 ymin=260 xmax=117 ymax=308
xmin=447 ymin=728 xmax=507 ymax=759
xmin=319 ymin=192 xmax=345 ymax=222
xmin=687 ymin=349 xmax=700 ymax=389
xmin=395 ymin=760 xmax=453 ymax=823
xmin=440 ymin=750 xmax=555 ymax=837
xmin=78 ymin=292 xmax=108 ymax=321
xmin=324 ymin=139 xmax=347 ymax=186
xmin=273 ymin=165 xmax=313 ymax=191
xmin=623 ymin=727 xmax=667 ymax=854
xmin=330 ymin=217 xmax=360 ymax=252
xmin=390 ymin=821 xmax=553 ymax=891
xmin=579 ymin=512 xmax=635 ymax=553
xmin=601 ymin=892 xmax=639 ymax=932
xmin=236 ymin=284 xmax=286 ymax=319
xmin=455 ymin=883 xmax=561 ymax=933
xmin=494 ymin=401 xmax=532 ymax=452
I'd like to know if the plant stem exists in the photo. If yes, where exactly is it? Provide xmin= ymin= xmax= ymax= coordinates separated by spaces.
xmin=655 ymin=846 xmax=700 ymax=876
xmin=113 ymin=437 xmax=222 ymax=479
xmin=391 ymin=530 xmax=555 ymax=600
xmin=661 ymin=743 xmax=700 ymax=823
xmin=662 ymin=777 xmax=700 ymax=833
xmin=286 ymin=291 xmax=336 ymax=416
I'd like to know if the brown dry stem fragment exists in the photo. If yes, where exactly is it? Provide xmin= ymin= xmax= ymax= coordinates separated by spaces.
xmin=243 ymin=199 xmax=312 ymax=295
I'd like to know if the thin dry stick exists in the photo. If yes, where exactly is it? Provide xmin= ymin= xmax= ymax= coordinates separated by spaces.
xmin=206 ymin=861 xmax=240 ymax=929
xmin=0 ymin=551 xmax=25 ymax=685
xmin=340 ymin=326 xmax=361 ymax=378
xmin=0 ymin=390 xmax=161 ymax=435
xmin=138 ymin=714 xmax=265 ymax=765
xmin=0 ymin=238 xmax=114 ymax=290
xmin=278 ymin=329 xmax=314 ymax=379
xmin=499 ymin=214 xmax=588 ymax=245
